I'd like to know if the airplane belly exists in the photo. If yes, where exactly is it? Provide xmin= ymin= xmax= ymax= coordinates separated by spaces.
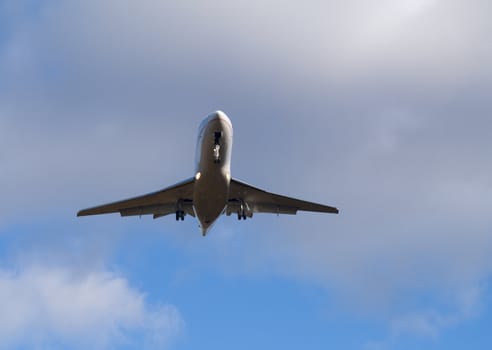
xmin=193 ymin=170 xmax=229 ymax=233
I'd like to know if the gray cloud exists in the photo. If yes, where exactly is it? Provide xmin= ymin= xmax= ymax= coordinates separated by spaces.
xmin=1 ymin=0 xmax=491 ymax=343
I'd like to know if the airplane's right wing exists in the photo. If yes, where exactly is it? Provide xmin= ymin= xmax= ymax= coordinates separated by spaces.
xmin=77 ymin=177 xmax=195 ymax=219
xmin=227 ymin=178 xmax=339 ymax=216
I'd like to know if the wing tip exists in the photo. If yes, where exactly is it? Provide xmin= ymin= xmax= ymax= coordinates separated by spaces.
xmin=77 ymin=208 xmax=107 ymax=217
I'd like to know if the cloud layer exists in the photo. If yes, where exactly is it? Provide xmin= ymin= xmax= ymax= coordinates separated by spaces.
xmin=1 ymin=0 xmax=491 ymax=346
xmin=0 ymin=264 xmax=183 ymax=349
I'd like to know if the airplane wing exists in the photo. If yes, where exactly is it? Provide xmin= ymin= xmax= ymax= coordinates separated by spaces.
xmin=227 ymin=178 xmax=339 ymax=216
xmin=77 ymin=177 xmax=195 ymax=219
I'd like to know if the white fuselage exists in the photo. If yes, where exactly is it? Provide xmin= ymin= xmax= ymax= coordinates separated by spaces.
xmin=193 ymin=111 xmax=233 ymax=234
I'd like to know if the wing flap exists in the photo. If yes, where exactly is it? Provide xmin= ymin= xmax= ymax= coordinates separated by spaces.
xmin=120 ymin=203 xmax=176 ymax=217
xmin=252 ymin=203 xmax=298 ymax=215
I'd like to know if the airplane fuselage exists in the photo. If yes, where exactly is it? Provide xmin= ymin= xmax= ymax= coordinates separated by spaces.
xmin=193 ymin=111 xmax=233 ymax=234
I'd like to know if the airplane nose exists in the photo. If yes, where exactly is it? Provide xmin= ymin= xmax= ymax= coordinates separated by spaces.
xmin=209 ymin=110 xmax=231 ymax=125
xmin=199 ymin=110 xmax=232 ymax=133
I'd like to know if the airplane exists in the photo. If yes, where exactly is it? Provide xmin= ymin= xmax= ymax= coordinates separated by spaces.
xmin=77 ymin=111 xmax=339 ymax=236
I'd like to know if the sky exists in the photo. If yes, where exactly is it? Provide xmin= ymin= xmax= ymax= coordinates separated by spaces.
xmin=0 ymin=0 xmax=491 ymax=349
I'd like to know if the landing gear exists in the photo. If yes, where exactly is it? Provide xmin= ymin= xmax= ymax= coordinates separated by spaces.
xmin=214 ymin=131 xmax=222 ymax=145
xmin=175 ymin=210 xmax=185 ymax=221
xmin=213 ymin=131 xmax=222 ymax=164
xmin=213 ymin=144 xmax=221 ymax=163
xmin=236 ymin=201 xmax=250 ymax=220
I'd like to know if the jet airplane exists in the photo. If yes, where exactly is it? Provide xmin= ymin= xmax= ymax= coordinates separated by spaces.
xmin=77 ymin=111 xmax=339 ymax=235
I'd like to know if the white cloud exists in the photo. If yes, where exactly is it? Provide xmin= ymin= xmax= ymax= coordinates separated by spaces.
xmin=391 ymin=286 xmax=483 ymax=338
xmin=362 ymin=285 xmax=485 ymax=348
xmin=0 ymin=265 xmax=183 ymax=349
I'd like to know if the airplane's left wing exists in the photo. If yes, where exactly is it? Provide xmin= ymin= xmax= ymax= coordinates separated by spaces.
xmin=227 ymin=178 xmax=339 ymax=216
xmin=77 ymin=177 xmax=195 ymax=218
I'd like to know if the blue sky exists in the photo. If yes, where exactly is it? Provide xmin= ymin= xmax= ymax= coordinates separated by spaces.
xmin=1 ymin=0 xmax=491 ymax=349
